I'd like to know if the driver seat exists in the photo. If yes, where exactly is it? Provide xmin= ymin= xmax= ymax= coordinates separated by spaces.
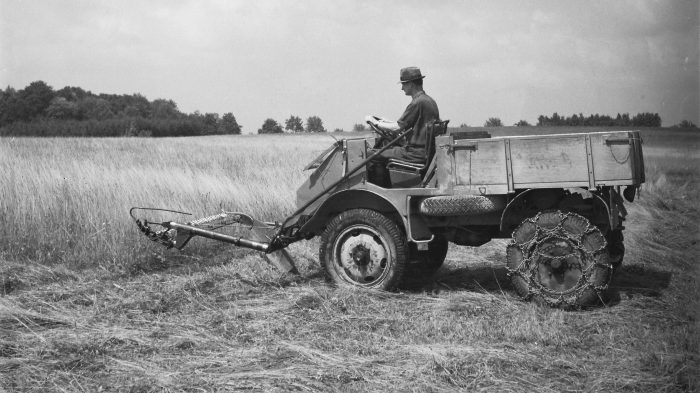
xmin=386 ymin=120 xmax=449 ymax=188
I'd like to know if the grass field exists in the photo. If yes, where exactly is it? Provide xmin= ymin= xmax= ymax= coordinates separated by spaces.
xmin=1 ymin=127 xmax=699 ymax=392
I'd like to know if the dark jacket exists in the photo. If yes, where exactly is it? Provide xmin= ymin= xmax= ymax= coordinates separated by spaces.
xmin=397 ymin=91 xmax=440 ymax=149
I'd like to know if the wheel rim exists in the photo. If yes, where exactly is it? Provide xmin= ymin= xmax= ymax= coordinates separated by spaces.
xmin=533 ymin=237 xmax=583 ymax=293
xmin=332 ymin=224 xmax=390 ymax=286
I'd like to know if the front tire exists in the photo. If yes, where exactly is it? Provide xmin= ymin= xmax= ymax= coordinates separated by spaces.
xmin=506 ymin=211 xmax=612 ymax=309
xmin=319 ymin=209 xmax=407 ymax=290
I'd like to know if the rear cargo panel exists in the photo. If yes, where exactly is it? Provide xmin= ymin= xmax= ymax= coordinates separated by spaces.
xmin=436 ymin=130 xmax=644 ymax=194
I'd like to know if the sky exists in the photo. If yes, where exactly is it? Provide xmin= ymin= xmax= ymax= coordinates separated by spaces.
xmin=1 ymin=0 xmax=698 ymax=132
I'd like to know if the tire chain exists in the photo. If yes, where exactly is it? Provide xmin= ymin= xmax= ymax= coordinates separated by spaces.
xmin=505 ymin=211 xmax=613 ymax=309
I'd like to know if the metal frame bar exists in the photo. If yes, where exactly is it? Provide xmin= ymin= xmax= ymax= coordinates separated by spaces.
xmin=584 ymin=134 xmax=596 ymax=189
xmin=504 ymin=138 xmax=514 ymax=193
xmin=406 ymin=195 xmax=434 ymax=244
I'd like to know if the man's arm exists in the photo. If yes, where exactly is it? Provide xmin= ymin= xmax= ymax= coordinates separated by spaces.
xmin=396 ymin=100 xmax=419 ymax=132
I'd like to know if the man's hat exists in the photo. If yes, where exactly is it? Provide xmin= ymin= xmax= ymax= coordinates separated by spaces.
xmin=399 ymin=67 xmax=425 ymax=83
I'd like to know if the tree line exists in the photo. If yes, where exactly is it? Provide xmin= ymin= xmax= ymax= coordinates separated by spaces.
xmin=535 ymin=112 xmax=661 ymax=127
xmin=0 ymin=81 xmax=242 ymax=137
xmin=481 ymin=112 xmax=666 ymax=128
xmin=258 ymin=115 xmax=328 ymax=134
xmin=0 ymin=81 xmax=335 ymax=137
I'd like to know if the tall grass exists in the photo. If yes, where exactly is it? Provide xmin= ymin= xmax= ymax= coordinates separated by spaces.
xmin=1 ymin=134 xmax=334 ymax=269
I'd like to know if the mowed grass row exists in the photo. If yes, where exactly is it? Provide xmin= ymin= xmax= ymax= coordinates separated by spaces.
xmin=1 ymin=130 xmax=699 ymax=392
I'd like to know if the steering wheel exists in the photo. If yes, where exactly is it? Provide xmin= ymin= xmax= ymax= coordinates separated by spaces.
xmin=366 ymin=120 xmax=391 ymax=139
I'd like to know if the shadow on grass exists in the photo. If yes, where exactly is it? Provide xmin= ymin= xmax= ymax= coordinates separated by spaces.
xmin=401 ymin=262 xmax=674 ymax=308
xmin=402 ymin=264 xmax=512 ymax=293
xmin=607 ymin=264 xmax=673 ymax=300
xmin=126 ymin=244 xmax=252 ymax=276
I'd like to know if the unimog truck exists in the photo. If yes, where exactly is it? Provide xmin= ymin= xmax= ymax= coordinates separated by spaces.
xmin=132 ymin=122 xmax=645 ymax=309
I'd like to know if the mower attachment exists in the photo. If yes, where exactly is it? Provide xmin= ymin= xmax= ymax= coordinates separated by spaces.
xmin=130 ymin=207 xmax=297 ymax=274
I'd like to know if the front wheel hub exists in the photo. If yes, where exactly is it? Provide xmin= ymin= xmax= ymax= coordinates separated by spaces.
xmin=334 ymin=225 xmax=389 ymax=285
xmin=351 ymin=245 xmax=371 ymax=266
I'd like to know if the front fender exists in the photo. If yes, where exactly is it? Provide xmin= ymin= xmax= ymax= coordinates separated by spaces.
xmin=298 ymin=188 xmax=405 ymax=236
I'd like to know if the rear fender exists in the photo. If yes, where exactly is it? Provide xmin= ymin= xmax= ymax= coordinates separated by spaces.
xmin=500 ymin=188 xmax=611 ymax=236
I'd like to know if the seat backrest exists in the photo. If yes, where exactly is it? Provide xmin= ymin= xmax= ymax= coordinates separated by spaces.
xmin=418 ymin=120 xmax=449 ymax=187
xmin=425 ymin=120 xmax=450 ymax=166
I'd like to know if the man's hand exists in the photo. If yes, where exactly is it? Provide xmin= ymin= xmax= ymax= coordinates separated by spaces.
xmin=365 ymin=115 xmax=400 ymax=134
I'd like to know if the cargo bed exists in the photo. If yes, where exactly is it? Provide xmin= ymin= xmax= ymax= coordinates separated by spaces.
xmin=435 ymin=130 xmax=645 ymax=194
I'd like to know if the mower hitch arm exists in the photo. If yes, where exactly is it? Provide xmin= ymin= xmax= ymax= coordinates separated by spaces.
xmin=162 ymin=221 xmax=269 ymax=252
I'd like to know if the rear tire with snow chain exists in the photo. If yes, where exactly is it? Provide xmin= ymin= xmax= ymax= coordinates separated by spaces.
xmin=419 ymin=194 xmax=505 ymax=216
xmin=505 ymin=211 xmax=612 ymax=309
xmin=319 ymin=209 xmax=407 ymax=291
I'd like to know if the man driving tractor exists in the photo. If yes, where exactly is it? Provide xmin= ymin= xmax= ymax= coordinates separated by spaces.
xmin=366 ymin=67 xmax=440 ymax=187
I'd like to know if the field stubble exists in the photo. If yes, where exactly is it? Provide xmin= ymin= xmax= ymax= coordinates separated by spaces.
xmin=0 ymin=129 xmax=698 ymax=392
